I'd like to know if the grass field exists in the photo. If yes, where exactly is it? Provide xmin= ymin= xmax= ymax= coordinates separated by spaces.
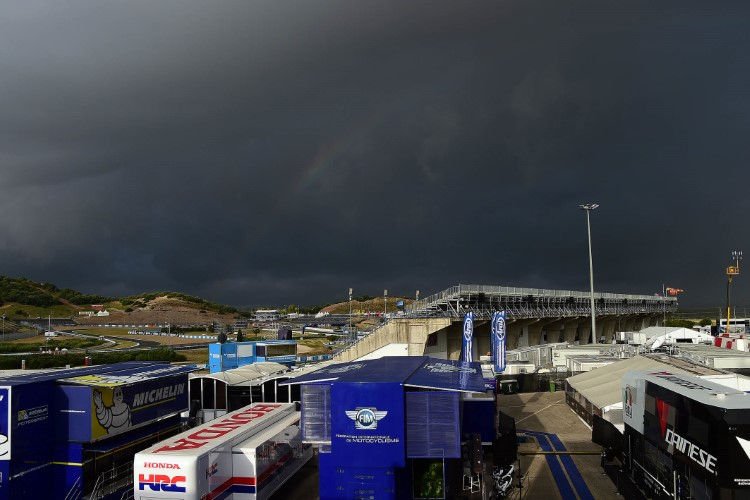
xmin=0 ymin=303 xmax=76 ymax=319
xmin=180 ymin=348 xmax=208 ymax=364
xmin=297 ymin=339 xmax=333 ymax=355
xmin=67 ymin=328 xmax=214 ymax=346
xmin=0 ymin=337 xmax=105 ymax=353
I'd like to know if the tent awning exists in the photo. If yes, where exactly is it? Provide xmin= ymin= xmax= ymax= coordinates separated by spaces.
xmin=281 ymin=356 xmax=486 ymax=393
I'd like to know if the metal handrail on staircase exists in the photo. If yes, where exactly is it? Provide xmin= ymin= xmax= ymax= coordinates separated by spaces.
xmin=63 ymin=474 xmax=82 ymax=500
xmin=89 ymin=462 xmax=133 ymax=500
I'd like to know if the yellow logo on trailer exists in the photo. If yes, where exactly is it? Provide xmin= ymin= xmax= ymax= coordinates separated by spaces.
xmin=68 ymin=374 xmax=129 ymax=388
xmin=91 ymin=386 xmax=132 ymax=440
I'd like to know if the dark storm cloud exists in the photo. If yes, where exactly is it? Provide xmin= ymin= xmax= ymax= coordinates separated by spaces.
xmin=1 ymin=0 xmax=749 ymax=308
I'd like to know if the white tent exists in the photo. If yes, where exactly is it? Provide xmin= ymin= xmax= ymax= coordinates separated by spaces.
xmin=644 ymin=327 xmax=714 ymax=350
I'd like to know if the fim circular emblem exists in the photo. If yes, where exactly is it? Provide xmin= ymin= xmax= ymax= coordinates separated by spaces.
xmin=345 ymin=407 xmax=389 ymax=430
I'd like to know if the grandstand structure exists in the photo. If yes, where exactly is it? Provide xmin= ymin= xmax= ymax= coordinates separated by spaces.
xmin=405 ymin=284 xmax=676 ymax=319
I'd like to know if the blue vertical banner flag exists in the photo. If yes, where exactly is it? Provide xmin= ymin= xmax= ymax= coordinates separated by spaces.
xmin=492 ymin=311 xmax=507 ymax=373
xmin=461 ymin=312 xmax=475 ymax=363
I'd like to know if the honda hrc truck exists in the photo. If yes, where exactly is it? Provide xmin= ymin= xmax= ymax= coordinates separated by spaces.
xmin=622 ymin=371 xmax=750 ymax=498
xmin=134 ymin=402 xmax=312 ymax=499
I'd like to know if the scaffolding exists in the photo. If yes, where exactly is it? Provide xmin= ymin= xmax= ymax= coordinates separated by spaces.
xmin=406 ymin=284 xmax=676 ymax=320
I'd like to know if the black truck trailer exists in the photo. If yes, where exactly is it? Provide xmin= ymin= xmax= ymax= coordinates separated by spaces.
xmin=622 ymin=370 xmax=750 ymax=499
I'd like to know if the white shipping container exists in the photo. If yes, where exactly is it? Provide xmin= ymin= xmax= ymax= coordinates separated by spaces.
xmin=134 ymin=402 xmax=307 ymax=500
xmin=232 ymin=413 xmax=312 ymax=499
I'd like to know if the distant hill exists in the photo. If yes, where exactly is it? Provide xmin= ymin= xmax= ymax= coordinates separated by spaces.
xmin=321 ymin=296 xmax=413 ymax=315
xmin=0 ymin=276 xmax=411 ymax=326
xmin=0 ymin=276 xmax=111 ymax=308
xmin=0 ymin=276 xmax=241 ymax=324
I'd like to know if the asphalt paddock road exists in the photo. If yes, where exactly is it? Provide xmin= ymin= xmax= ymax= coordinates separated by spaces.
xmin=498 ymin=391 xmax=621 ymax=500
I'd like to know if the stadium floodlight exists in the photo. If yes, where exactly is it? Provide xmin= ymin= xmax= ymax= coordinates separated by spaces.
xmin=579 ymin=203 xmax=599 ymax=344
xmin=726 ymin=251 xmax=743 ymax=334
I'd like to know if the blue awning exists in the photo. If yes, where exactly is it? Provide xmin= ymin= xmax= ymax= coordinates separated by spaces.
xmin=281 ymin=356 xmax=485 ymax=393
xmin=404 ymin=358 xmax=485 ymax=393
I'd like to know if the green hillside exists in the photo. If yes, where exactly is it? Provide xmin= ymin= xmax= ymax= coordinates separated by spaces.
xmin=0 ymin=276 xmax=241 ymax=320
xmin=0 ymin=276 xmax=112 ymax=307
xmin=120 ymin=291 xmax=239 ymax=315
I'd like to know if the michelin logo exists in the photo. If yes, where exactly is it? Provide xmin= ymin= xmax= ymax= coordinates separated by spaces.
xmin=345 ymin=408 xmax=388 ymax=430
xmin=132 ymin=384 xmax=185 ymax=408
xmin=94 ymin=387 xmax=132 ymax=434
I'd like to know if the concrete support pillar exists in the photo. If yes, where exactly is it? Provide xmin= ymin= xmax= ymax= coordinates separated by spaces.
xmin=527 ymin=322 xmax=544 ymax=347
xmin=622 ymin=316 xmax=637 ymax=332
xmin=473 ymin=321 xmax=491 ymax=359
xmin=602 ymin=317 xmax=616 ymax=343
xmin=446 ymin=322 xmax=463 ymax=360
xmin=563 ymin=319 xmax=580 ymax=343
xmin=542 ymin=319 xmax=564 ymax=344
xmin=507 ymin=319 xmax=535 ymax=350
xmin=579 ymin=322 xmax=591 ymax=344
xmin=641 ymin=315 xmax=651 ymax=330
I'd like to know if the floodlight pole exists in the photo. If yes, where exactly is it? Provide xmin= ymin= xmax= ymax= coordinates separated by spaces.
xmin=384 ymin=289 xmax=388 ymax=318
xmin=580 ymin=204 xmax=599 ymax=344
xmin=726 ymin=250 xmax=742 ymax=333
xmin=348 ymin=288 xmax=353 ymax=343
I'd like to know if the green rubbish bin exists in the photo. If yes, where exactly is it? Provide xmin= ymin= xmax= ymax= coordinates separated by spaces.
xmin=549 ymin=380 xmax=556 ymax=392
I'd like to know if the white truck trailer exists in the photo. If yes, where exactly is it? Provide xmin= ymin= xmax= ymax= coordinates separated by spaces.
xmin=134 ymin=402 xmax=312 ymax=499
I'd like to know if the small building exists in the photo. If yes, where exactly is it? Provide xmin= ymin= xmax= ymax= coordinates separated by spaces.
xmin=233 ymin=319 xmax=249 ymax=330
xmin=566 ymin=355 xmax=619 ymax=373
xmin=208 ymin=340 xmax=297 ymax=372
xmin=95 ymin=310 xmax=110 ymax=317
xmin=283 ymin=356 xmax=490 ymax=499
xmin=616 ymin=326 xmax=713 ymax=347
xmin=255 ymin=309 xmax=280 ymax=322
xmin=188 ymin=362 xmax=300 ymax=423
xmin=676 ymin=343 xmax=750 ymax=371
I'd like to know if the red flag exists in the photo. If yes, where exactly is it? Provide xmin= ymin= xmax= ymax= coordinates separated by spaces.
xmin=665 ymin=287 xmax=684 ymax=296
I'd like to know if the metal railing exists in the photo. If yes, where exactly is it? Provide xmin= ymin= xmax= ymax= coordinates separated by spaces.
xmin=406 ymin=284 xmax=677 ymax=319
xmin=334 ymin=319 xmax=392 ymax=359
xmin=408 ymin=284 xmax=675 ymax=312
xmin=63 ymin=475 xmax=82 ymax=500
xmin=89 ymin=462 xmax=133 ymax=500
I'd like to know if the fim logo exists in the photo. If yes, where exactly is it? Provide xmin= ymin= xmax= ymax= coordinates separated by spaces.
xmin=345 ymin=408 xmax=388 ymax=430
xmin=138 ymin=474 xmax=186 ymax=493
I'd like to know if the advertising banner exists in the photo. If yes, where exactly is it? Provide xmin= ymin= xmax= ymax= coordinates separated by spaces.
xmin=62 ymin=368 xmax=192 ymax=441
xmin=92 ymin=376 xmax=187 ymax=440
xmin=0 ymin=387 xmax=9 ymax=461
xmin=491 ymin=311 xmax=507 ymax=373
xmin=331 ymin=382 xmax=405 ymax=468
xmin=460 ymin=312 xmax=474 ymax=363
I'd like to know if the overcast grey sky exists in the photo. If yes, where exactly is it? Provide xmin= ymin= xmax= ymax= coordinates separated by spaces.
xmin=1 ymin=1 xmax=748 ymax=308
